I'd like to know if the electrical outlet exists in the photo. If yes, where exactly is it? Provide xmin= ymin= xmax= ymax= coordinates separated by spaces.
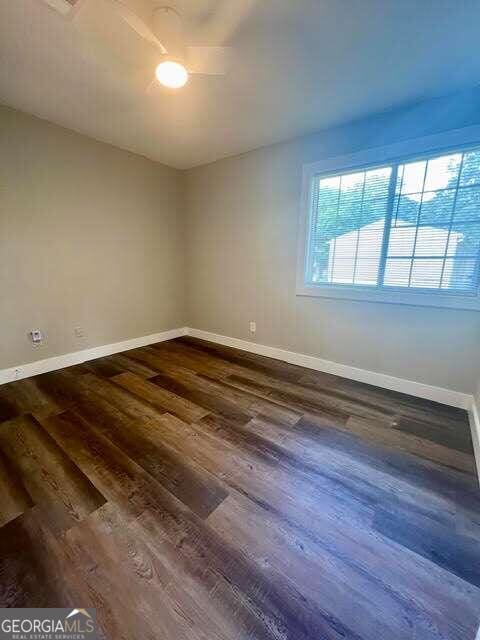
xmin=29 ymin=329 xmax=43 ymax=344
xmin=74 ymin=326 xmax=85 ymax=338
xmin=249 ymin=321 xmax=256 ymax=334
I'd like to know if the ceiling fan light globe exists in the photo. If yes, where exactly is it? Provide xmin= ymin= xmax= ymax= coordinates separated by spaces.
xmin=155 ymin=61 xmax=189 ymax=89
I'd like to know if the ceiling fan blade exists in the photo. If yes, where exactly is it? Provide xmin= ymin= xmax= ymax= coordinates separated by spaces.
xmin=70 ymin=0 xmax=161 ymax=73
xmin=104 ymin=0 xmax=167 ymax=53
xmin=186 ymin=46 xmax=230 ymax=75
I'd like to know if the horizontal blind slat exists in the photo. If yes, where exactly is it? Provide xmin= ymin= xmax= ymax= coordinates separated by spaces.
xmin=305 ymin=146 xmax=480 ymax=296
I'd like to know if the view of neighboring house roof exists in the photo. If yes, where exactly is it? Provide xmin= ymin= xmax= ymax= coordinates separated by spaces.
xmin=326 ymin=219 xmax=463 ymax=287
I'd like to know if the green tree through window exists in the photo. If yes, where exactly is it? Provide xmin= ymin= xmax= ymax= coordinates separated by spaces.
xmin=308 ymin=148 xmax=480 ymax=292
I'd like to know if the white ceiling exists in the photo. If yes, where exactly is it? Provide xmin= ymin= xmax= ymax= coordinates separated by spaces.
xmin=2 ymin=0 xmax=480 ymax=169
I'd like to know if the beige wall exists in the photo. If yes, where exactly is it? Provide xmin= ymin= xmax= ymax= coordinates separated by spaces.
xmin=2 ymin=93 xmax=479 ymax=394
xmin=0 ymin=106 xmax=186 ymax=369
xmin=186 ymin=93 xmax=480 ymax=394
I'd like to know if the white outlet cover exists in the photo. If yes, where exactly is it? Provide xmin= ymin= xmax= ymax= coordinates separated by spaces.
xmin=29 ymin=329 xmax=43 ymax=343
xmin=249 ymin=322 xmax=256 ymax=333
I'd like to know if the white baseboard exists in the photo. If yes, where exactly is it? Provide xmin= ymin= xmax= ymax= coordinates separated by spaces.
xmin=0 ymin=323 xmax=473 ymax=413
xmin=468 ymin=399 xmax=480 ymax=484
xmin=1 ymin=323 xmax=478 ymax=481
xmin=188 ymin=327 xmax=479 ymax=480
xmin=186 ymin=328 xmax=473 ymax=410
xmin=0 ymin=327 xmax=188 ymax=385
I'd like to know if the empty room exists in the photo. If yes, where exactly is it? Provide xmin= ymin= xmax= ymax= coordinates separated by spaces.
xmin=1 ymin=1 xmax=480 ymax=638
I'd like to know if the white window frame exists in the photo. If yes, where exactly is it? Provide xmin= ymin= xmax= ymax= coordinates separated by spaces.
xmin=296 ymin=125 xmax=480 ymax=311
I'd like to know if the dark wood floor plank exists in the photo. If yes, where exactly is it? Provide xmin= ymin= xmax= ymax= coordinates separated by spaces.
xmin=82 ymin=357 xmax=128 ymax=378
xmin=0 ymin=506 xmax=83 ymax=608
xmin=238 ymin=415 xmax=475 ymax=526
xmin=75 ymin=371 xmax=168 ymax=425
xmin=82 ymin=351 xmax=160 ymax=379
xmin=193 ymin=426 xmax=479 ymax=638
xmin=172 ymin=339 xmax=408 ymax=424
xmin=106 ymin=352 xmax=160 ymax=378
xmin=374 ymin=505 xmax=480 ymax=588
xmin=0 ymin=337 xmax=478 ymax=640
xmin=67 ymin=378 xmax=228 ymax=518
xmin=41 ymin=409 xmax=157 ymax=520
xmin=295 ymin=416 xmax=480 ymax=517
xmin=150 ymin=341 xmax=236 ymax=378
xmin=150 ymin=372 xmax=256 ymax=425
xmin=192 ymin=410 xmax=480 ymax=562
xmin=302 ymin=372 xmax=470 ymax=430
xmin=207 ymin=491 xmax=470 ymax=640
xmin=176 ymin=336 xmax=309 ymax=383
xmin=0 ymin=376 xmax=65 ymax=421
xmin=194 ymin=373 xmax=303 ymax=426
xmin=129 ymin=350 xmax=302 ymax=426
xmin=32 ymin=369 xmax=88 ymax=415
xmin=393 ymin=414 xmax=474 ymax=454
xmin=225 ymin=373 xmax=350 ymax=426
xmin=346 ymin=415 xmax=476 ymax=474
xmin=152 ymin=412 xmax=377 ymax=534
xmin=124 ymin=345 xmax=200 ymax=379
xmin=0 ymin=390 xmax=20 ymax=423
xmin=0 ymin=414 xmax=106 ymax=532
xmin=64 ymin=504 xmax=202 ymax=640
xmin=113 ymin=372 xmax=210 ymax=423
xmin=43 ymin=409 xmax=348 ymax=640
xmin=153 ymin=342 xmax=352 ymax=428
xmin=0 ymin=449 xmax=33 ymax=528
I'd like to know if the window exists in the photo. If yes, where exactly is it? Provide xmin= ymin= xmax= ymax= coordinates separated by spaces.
xmin=297 ymin=138 xmax=480 ymax=310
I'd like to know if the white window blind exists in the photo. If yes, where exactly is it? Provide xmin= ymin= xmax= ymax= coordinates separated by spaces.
xmin=304 ymin=147 xmax=480 ymax=298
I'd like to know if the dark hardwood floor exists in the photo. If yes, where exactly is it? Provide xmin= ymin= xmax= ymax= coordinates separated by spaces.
xmin=0 ymin=336 xmax=479 ymax=639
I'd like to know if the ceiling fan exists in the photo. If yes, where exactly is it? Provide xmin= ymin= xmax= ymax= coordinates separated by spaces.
xmin=41 ymin=0 xmax=244 ymax=89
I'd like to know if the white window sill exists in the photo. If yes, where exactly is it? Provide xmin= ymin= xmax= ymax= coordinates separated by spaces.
xmin=296 ymin=283 xmax=480 ymax=311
